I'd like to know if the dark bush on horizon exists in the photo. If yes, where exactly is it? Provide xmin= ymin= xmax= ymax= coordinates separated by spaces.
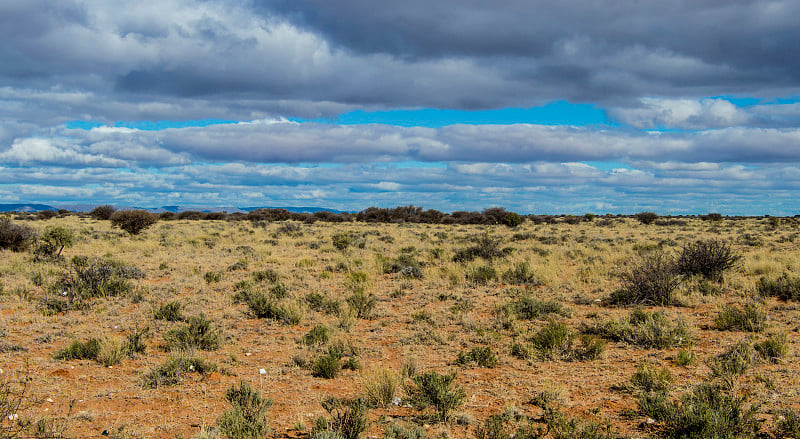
xmin=635 ymin=211 xmax=659 ymax=225
xmin=89 ymin=205 xmax=116 ymax=220
xmin=111 ymin=210 xmax=158 ymax=235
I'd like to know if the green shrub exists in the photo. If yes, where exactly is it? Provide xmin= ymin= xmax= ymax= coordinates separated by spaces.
xmin=241 ymin=291 xmax=300 ymax=324
xmin=383 ymin=423 xmax=427 ymax=439
xmin=530 ymin=321 xmax=606 ymax=361
xmin=775 ymin=407 xmax=800 ymax=439
xmin=453 ymin=236 xmax=511 ymax=262
xmin=675 ymin=349 xmax=697 ymax=367
xmin=757 ymin=273 xmax=800 ymax=301
xmin=305 ymin=292 xmax=341 ymax=315
xmin=638 ymin=383 xmax=761 ymax=439
xmin=218 ymin=381 xmax=272 ymax=439
xmin=312 ymin=352 xmax=341 ymax=379
xmin=0 ymin=218 xmax=37 ymax=252
xmin=252 ymin=269 xmax=279 ymax=283
xmin=164 ymin=315 xmax=222 ymax=351
xmin=406 ymin=371 xmax=466 ymax=422
xmin=33 ymin=226 xmax=75 ymax=260
xmin=54 ymin=338 xmax=101 ymax=361
xmin=675 ymin=239 xmax=740 ymax=281
xmin=204 ymin=271 xmax=223 ymax=283
xmin=588 ymin=309 xmax=692 ymax=349
xmin=110 ymin=210 xmax=158 ymax=235
xmin=269 ymin=282 xmax=288 ymax=299
xmin=331 ymin=233 xmax=353 ymax=250
xmin=501 ymin=262 xmax=538 ymax=285
xmin=318 ymin=397 xmax=369 ymax=439
xmin=456 ymin=347 xmax=498 ymax=368
xmin=609 ymin=251 xmax=681 ymax=306
xmin=714 ymin=302 xmax=767 ymax=332
xmin=467 ymin=265 xmax=498 ymax=285
xmin=154 ymin=301 xmax=184 ymax=321
xmin=141 ymin=354 xmax=217 ymax=388
xmin=45 ymin=256 xmax=144 ymax=312
xmin=508 ymin=295 xmax=567 ymax=320
xmin=630 ymin=364 xmax=673 ymax=393
xmin=754 ymin=333 xmax=788 ymax=362
xmin=346 ymin=291 xmax=376 ymax=319
xmin=303 ymin=325 xmax=331 ymax=346
xmin=124 ymin=327 xmax=150 ymax=357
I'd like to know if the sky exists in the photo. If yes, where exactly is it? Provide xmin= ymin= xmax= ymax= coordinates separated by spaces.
xmin=2 ymin=1 xmax=800 ymax=215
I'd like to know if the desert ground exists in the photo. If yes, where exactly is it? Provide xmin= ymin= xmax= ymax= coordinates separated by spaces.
xmin=1 ymin=213 xmax=799 ymax=438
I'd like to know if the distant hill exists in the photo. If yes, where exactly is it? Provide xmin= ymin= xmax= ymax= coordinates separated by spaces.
xmin=0 ymin=203 xmax=347 ymax=214
xmin=0 ymin=203 xmax=57 ymax=212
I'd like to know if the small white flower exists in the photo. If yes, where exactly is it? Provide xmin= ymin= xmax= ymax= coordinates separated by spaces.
xmin=259 ymin=368 xmax=266 ymax=375
xmin=188 ymin=365 xmax=195 ymax=372
xmin=392 ymin=397 xmax=402 ymax=406
xmin=61 ymin=291 xmax=68 ymax=296
xmin=8 ymin=413 xmax=18 ymax=421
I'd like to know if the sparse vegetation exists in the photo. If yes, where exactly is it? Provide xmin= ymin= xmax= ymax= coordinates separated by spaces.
xmin=675 ymin=239 xmax=741 ymax=281
xmin=609 ymin=251 xmax=681 ymax=306
xmin=218 ymin=381 xmax=272 ymax=439
xmin=110 ymin=209 xmax=158 ymax=235
xmin=406 ymin=371 xmax=466 ymax=422
xmin=0 ymin=218 xmax=37 ymax=252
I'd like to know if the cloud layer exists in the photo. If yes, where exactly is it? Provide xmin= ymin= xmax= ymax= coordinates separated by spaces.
xmin=1 ymin=1 xmax=799 ymax=213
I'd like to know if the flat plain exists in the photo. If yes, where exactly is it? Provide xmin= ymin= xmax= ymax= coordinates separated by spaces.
xmin=1 ymin=214 xmax=799 ymax=438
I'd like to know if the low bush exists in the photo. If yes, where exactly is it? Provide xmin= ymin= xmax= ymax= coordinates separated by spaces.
xmin=204 ymin=271 xmax=223 ymax=283
xmin=587 ymin=309 xmax=692 ymax=349
xmin=501 ymin=262 xmax=538 ymax=285
xmin=312 ymin=352 xmax=342 ymax=379
xmin=44 ymin=256 xmax=144 ymax=313
xmin=110 ymin=210 xmax=158 ymax=235
xmin=164 ymin=315 xmax=222 ymax=351
xmin=383 ymin=423 xmax=427 ymax=439
xmin=346 ymin=291 xmax=375 ymax=319
xmin=453 ymin=235 xmax=512 ymax=262
xmin=757 ymin=273 xmax=800 ymax=301
xmin=456 ymin=347 xmax=498 ymax=368
xmin=54 ymin=334 xmax=147 ymax=366
xmin=405 ymin=371 xmax=466 ymax=422
xmin=529 ymin=321 xmax=605 ymax=361
xmin=153 ymin=301 xmax=184 ymax=321
xmin=638 ymin=383 xmax=761 ymax=439
xmin=303 ymin=325 xmax=331 ymax=346
xmin=714 ymin=302 xmax=767 ymax=332
xmin=635 ymin=212 xmax=659 ymax=225
xmin=630 ymin=364 xmax=673 ymax=393
xmin=317 ymin=397 xmax=369 ymax=439
xmin=675 ymin=239 xmax=740 ymax=281
xmin=252 ymin=269 xmax=279 ymax=283
xmin=33 ymin=226 xmax=74 ymax=261
xmin=710 ymin=339 xmax=761 ymax=378
xmin=89 ymin=205 xmax=116 ymax=220
xmin=754 ymin=332 xmax=788 ymax=362
xmin=218 ymin=381 xmax=272 ymax=439
xmin=508 ymin=295 xmax=568 ymax=320
xmin=0 ymin=218 xmax=37 ymax=252
xmin=775 ymin=407 xmax=800 ymax=439
xmin=141 ymin=354 xmax=217 ymax=388
xmin=466 ymin=265 xmax=498 ymax=285
xmin=609 ymin=251 xmax=681 ymax=306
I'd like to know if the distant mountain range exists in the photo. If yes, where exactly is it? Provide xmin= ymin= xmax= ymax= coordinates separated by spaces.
xmin=0 ymin=203 xmax=347 ymax=214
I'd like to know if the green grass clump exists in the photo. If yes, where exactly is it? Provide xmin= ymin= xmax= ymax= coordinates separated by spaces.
xmin=54 ymin=334 xmax=147 ymax=367
xmin=153 ymin=300 xmax=184 ymax=321
xmin=757 ymin=273 xmax=800 ymax=301
xmin=456 ymin=347 xmax=499 ymax=368
xmin=754 ymin=332 xmax=788 ymax=362
xmin=588 ymin=309 xmax=692 ymax=349
xmin=218 ymin=381 xmax=272 ymax=439
xmin=466 ymin=265 xmax=498 ymax=285
xmin=316 ymin=397 xmax=369 ymax=439
xmin=501 ymin=262 xmax=539 ymax=285
xmin=529 ymin=321 xmax=605 ymax=361
xmin=54 ymin=339 xmax=101 ymax=361
xmin=303 ymin=325 xmax=331 ymax=346
xmin=630 ymin=364 xmax=673 ymax=393
xmin=509 ymin=295 xmax=568 ymax=320
xmin=346 ymin=291 xmax=375 ymax=319
xmin=312 ymin=352 xmax=342 ymax=379
xmin=164 ymin=315 xmax=222 ymax=351
xmin=141 ymin=354 xmax=217 ymax=388
xmin=714 ymin=302 xmax=767 ymax=332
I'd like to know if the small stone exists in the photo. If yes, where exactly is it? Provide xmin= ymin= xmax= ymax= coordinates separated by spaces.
xmin=245 ymin=352 xmax=252 ymax=356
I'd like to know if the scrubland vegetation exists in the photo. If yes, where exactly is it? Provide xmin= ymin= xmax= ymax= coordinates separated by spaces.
xmin=1 ymin=208 xmax=799 ymax=438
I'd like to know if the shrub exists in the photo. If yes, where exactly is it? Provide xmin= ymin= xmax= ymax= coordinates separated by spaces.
xmin=501 ymin=262 xmax=538 ymax=285
xmin=164 ymin=315 xmax=222 ymax=351
xmin=509 ymin=295 xmax=567 ymax=320
xmin=776 ymin=407 xmax=800 ymax=439
xmin=638 ymin=383 xmax=761 ymax=439
xmin=588 ymin=309 xmax=692 ymax=349
xmin=675 ymin=239 xmax=740 ymax=281
xmin=252 ymin=269 xmax=279 ymax=283
xmin=89 ymin=205 xmax=116 ymax=220
xmin=312 ymin=352 xmax=342 ymax=379
xmin=714 ymin=302 xmax=767 ymax=332
xmin=630 ymin=364 xmax=673 ymax=393
xmin=45 ymin=256 xmax=144 ymax=312
xmin=110 ymin=209 xmax=158 ymax=235
xmin=346 ymin=291 xmax=376 ymax=319
xmin=754 ymin=332 xmax=788 ymax=362
xmin=710 ymin=339 xmax=761 ymax=378
xmin=0 ymin=218 xmax=37 ymax=252
xmin=383 ymin=423 xmax=427 ymax=439
xmin=318 ymin=397 xmax=369 ymax=439
xmin=141 ymin=354 xmax=217 ymax=388
xmin=54 ymin=336 xmax=142 ymax=366
xmin=331 ymin=233 xmax=353 ymax=250
xmin=361 ymin=368 xmax=398 ymax=408
xmin=757 ymin=273 xmax=800 ymax=301
xmin=303 ymin=325 xmax=331 ymax=346
xmin=609 ymin=251 xmax=681 ymax=306
xmin=154 ymin=301 xmax=184 ymax=321
xmin=674 ymin=349 xmax=697 ymax=367
xmin=530 ymin=321 xmax=575 ymax=360
xmin=218 ymin=381 xmax=272 ymax=439
xmin=54 ymin=338 xmax=101 ymax=361
xmin=467 ymin=265 xmax=498 ymax=285
xmin=406 ymin=371 xmax=466 ymax=422
xmin=635 ymin=211 xmax=658 ymax=225
xmin=33 ymin=226 xmax=75 ymax=260
xmin=204 ymin=271 xmax=223 ymax=283
xmin=456 ymin=347 xmax=498 ymax=368
xmin=242 ymin=291 xmax=301 ymax=324
xmin=452 ymin=235 xmax=511 ymax=262
xmin=96 ymin=337 xmax=127 ymax=367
